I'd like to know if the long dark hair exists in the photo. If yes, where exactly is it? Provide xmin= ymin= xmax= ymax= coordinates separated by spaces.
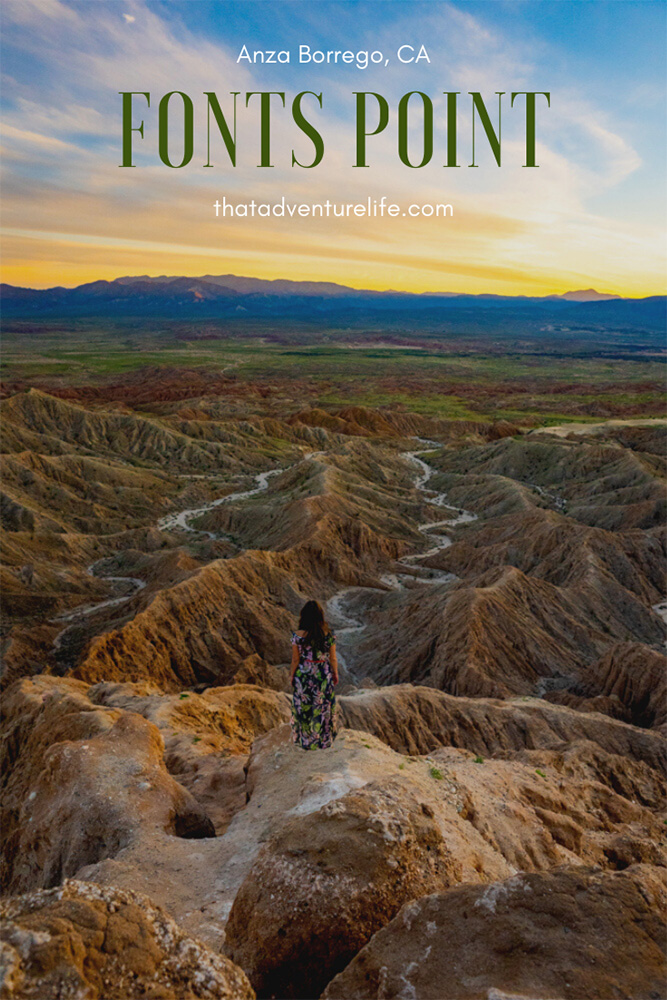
xmin=298 ymin=600 xmax=330 ymax=655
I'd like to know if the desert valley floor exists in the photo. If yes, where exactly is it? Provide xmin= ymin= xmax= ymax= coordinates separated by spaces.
xmin=0 ymin=364 xmax=665 ymax=999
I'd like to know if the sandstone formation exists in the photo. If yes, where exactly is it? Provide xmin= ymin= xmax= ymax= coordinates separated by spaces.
xmin=343 ymin=431 xmax=665 ymax=702
xmin=287 ymin=406 xmax=519 ymax=444
xmin=0 ymin=676 xmax=214 ymax=896
xmin=0 ymin=879 xmax=254 ymax=1000
xmin=0 ymin=669 xmax=665 ymax=997
xmin=90 ymin=678 xmax=291 ymax=832
xmin=65 ymin=443 xmax=419 ymax=691
xmin=224 ymin=719 xmax=665 ymax=997
xmin=89 ymin=678 xmax=291 ymax=756
xmin=223 ymin=731 xmax=508 ymax=999
xmin=80 ymin=724 xmax=498 ymax=951
xmin=0 ymin=388 xmax=296 ymax=476
xmin=322 ymin=865 xmax=667 ymax=1000
xmin=2 ymin=390 xmax=664 ymax=718
xmin=231 ymin=653 xmax=291 ymax=691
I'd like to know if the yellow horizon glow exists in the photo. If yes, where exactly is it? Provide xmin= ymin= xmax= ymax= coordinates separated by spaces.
xmin=2 ymin=233 xmax=662 ymax=299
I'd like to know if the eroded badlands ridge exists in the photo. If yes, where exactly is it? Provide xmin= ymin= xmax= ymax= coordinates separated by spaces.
xmin=0 ymin=388 xmax=665 ymax=997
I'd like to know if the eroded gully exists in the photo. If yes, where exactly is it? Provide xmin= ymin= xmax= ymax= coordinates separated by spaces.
xmin=50 ymin=443 xmax=476 ymax=673
xmin=325 ymin=439 xmax=477 ymax=679
xmin=50 ymin=465 xmax=292 ymax=652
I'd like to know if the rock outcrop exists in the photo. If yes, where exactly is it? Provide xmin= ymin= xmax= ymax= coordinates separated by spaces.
xmin=223 ymin=721 xmax=665 ymax=999
xmin=89 ymin=679 xmax=291 ymax=756
xmin=0 ymin=880 xmax=254 ymax=1000
xmin=322 ymin=865 xmax=667 ymax=1000
xmin=0 ymin=677 xmax=214 ymax=895
xmin=0 ymin=671 xmax=665 ymax=998
xmin=231 ymin=653 xmax=291 ymax=692
xmin=223 ymin=730 xmax=509 ymax=999
xmin=89 ymin=679 xmax=291 ymax=832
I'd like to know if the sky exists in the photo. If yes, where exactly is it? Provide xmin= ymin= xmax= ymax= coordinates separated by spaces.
xmin=1 ymin=0 xmax=665 ymax=295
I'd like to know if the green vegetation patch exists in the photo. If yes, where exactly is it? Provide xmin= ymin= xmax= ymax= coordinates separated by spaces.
xmin=2 ymin=321 xmax=663 ymax=425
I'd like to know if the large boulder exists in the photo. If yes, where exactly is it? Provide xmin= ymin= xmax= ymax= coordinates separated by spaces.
xmin=0 ymin=879 xmax=254 ymax=1000
xmin=223 ymin=754 xmax=501 ymax=999
xmin=322 ymin=865 xmax=667 ymax=1000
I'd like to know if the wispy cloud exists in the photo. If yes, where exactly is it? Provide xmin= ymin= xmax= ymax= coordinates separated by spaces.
xmin=0 ymin=0 xmax=663 ymax=294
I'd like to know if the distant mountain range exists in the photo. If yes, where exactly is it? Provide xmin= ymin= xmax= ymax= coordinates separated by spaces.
xmin=1 ymin=274 xmax=664 ymax=332
xmin=3 ymin=273 xmax=622 ymax=302
xmin=113 ymin=275 xmax=621 ymax=302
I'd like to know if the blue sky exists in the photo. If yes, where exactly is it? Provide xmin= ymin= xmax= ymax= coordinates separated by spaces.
xmin=1 ymin=0 xmax=665 ymax=293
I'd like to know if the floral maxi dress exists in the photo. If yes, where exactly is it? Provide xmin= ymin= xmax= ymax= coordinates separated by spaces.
xmin=291 ymin=631 xmax=337 ymax=749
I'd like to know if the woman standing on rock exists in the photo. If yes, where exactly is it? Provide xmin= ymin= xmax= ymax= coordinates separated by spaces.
xmin=290 ymin=600 xmax=338 ymax=749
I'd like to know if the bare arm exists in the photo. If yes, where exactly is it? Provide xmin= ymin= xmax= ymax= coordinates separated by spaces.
xmin=289 ymin=642 xmax=300 ymax=683
xmin=329 ymin=642 xmax=339 ymax=684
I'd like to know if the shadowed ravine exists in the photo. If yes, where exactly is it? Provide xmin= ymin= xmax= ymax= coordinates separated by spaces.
xmin=326 ymin=439 xmax=476 ymax=679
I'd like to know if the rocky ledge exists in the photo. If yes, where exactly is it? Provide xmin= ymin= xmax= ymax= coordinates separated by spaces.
xmin=0 ymin=674 xmax=665 ymax=998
